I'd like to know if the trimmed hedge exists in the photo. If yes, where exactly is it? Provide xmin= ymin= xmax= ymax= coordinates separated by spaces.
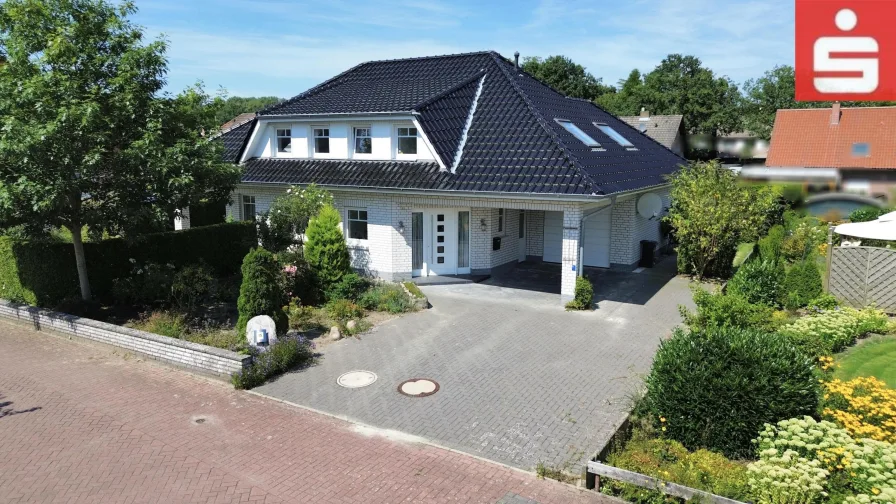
xmin=0 ymin=222 xmax=256 ymax=307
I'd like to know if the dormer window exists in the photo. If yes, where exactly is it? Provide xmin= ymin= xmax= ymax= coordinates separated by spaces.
xmin=852 ymin=142 xmax=870 ymax=157
xmin=354 ymin=127 xmax=372 ymax=154
xmin=276 ymin=129 xmax=292 ymax=153
xmin=397 ymin=127 xmax=418 ymax=155
xmin=313 ymin=127 xmax=330 ymax=154
xmin=555 ymin=119 xmax=601 ymax=149
xmin=594 ymin=123 xmax=636 ymax=149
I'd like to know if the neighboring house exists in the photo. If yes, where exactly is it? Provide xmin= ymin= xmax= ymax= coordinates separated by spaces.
xmin=715 ymin=132 xmax=769 ymax=162
xmin=213 ymin=51 xmax=683 ymax=299
xmin=620 ymin=109 xmax=685 ymax=157
xmin=744 ymin=103 xmax=896 ymax=203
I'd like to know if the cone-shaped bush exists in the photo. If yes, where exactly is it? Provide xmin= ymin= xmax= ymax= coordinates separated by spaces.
xmin=303 ymin=205 xmax=351 ymax=294
xmin=236 ymin=247 xmax=287 ymax=336
xmin=782 ymin=260 xmax=824 ymax=310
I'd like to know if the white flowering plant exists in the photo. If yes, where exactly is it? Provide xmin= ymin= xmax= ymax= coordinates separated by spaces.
xmin=778 ymin=307 xmax=889 ymax=358
xmin=750 ymin=417 xmax=896 ymax=504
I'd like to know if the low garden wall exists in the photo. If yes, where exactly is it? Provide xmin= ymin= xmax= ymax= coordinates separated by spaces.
xmin=0 ymin=299 xmax=251 ymax=377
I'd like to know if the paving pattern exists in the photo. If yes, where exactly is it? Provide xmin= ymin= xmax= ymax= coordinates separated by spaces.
xmin=0 ymin=322 xmax=615 ymax=504
xmin=257 ymin=261 xmax=691 ymax=473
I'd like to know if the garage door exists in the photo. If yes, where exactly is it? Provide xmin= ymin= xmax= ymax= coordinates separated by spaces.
xmin=543 ymin=211 xmax=563 ymax=263
xmin=582 ymin=210 xmax=610 ymax=268
xmin=542 ymin=210 xmax=611 ymax=267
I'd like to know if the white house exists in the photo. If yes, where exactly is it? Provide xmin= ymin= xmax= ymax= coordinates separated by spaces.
xmin=208 ymin=51 xmax=684 ymax=300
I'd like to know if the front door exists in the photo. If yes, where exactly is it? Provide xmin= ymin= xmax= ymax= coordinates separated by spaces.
xmin=426 ymin=209 xmax=457 ymax=276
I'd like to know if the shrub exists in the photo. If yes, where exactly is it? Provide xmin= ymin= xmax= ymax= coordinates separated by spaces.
xmin=236 ymin=248 xmax=288 ymax=336
xmin=403 ymin=282 xmax=425 ymax=299
xmin=359 ymin=284 xmax=413 ymax=313
xmin=259 ymin=184 xmax=334 ymax=252
xmin=809 ymin=293 xmax=840 ymax=312
xmin=727 ymin=258 xmax=785 ymax=307
xmin=782 ymin=260 xmax=824 ymax=310
xmin=129 ymin=311 xmax=187 ymax=338
xmin=667 ymin=160 xmax=778 ymax=278
xmin=680 ymin=287 xmax=776 ymax=332
xmin=111 ymin=261 xmax=174 ymax=305
xmin=782 ymin=219 xmax=827 ymax=263
xmin=565 ymin=276 xmax=594 ymax=310
xmin=751 ymin=416 xmax=896 ymax=504
xmin=303 ymin=205 xmax=351 ymax=292
xmin=326 ymin=273 xmax=370 ymax=302
xmin=604 ymin=428 xmax=751 ymax=503
xmin=849 ymin=206 xmax=889 ymax=223
xmin=778 ymin=307 xmax=890 ymax=358
xmin=758 ymin=224 xmax=786 ymax=262
xmin=325 ymin=298 xmax=364 ymax=323
xmin=823 ymin=377 xmax=896 ymax=443
xmin=278 ymin=250 xmax=320 ymax=306
xmin=644 ymin=326 xmax=819 ymax=459
xmin=170 ymin=263 xmax=214 ymax=313
xmin=283 ymin=298 xmax=316 ymax=331
xmin=231 ymin=334 xmax=314 ymax=389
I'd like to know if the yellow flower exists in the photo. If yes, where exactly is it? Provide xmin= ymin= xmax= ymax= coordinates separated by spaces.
xmin=660 ymin=417 xmax=666 ymax=423
xmin=661 ymin=426 xmax=667 ymax=432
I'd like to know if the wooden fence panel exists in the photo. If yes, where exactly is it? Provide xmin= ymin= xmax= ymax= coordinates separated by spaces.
xmin=829 ymin=247 xmax=896 ymax=313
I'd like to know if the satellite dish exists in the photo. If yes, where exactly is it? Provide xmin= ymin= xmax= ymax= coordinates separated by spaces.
xmin=637 ymin=193 xmax=663 ymax=220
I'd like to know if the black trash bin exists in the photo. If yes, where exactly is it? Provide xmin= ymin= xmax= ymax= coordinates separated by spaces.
xmin=639 ymin=240 xmax=657 ymax=268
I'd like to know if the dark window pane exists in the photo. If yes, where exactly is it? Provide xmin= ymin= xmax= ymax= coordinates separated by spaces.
xmin=437 ymin=257 xmax=444 ymax=264
xmin=458 ymin=211 xmax=469 ymax=268
xmin=315 ymin=137 xmax=330 ymax=153
xmin=348 ymin=220 xmax=368 ymax=240
xmin=519 ymin=212 xmax=525 ymax=238
xmin=437 ymin=246 xmax=444 ymax=253
xmin=437 ymin=236 xmax=444 ymax=243
xmin=398 ymin=136 xmax=417 ymax=155
xmin=359 ymin=211 xmax=367 ymax=220
xmin=349 ymin=210 xmax=358 ymax=220
xmin=437 ymin=225 xmax=444 ymax=232
xmin=355 ymin=137 xmax=372 ymax=154
xmin=437 ymin=215 xmax=444 ymax=221
xmin=278 ymin=137 xmax=292 ymax=153
xmin=412 ymin=212 xmax=423 ymax=270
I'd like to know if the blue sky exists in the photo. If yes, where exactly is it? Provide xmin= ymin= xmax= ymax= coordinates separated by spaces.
xmin=134 ymin=0 xmax=796 ymax=99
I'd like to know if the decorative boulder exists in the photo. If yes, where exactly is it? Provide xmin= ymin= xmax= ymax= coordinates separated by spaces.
xmin=346 ymin=320 xmax=358 ymax=331
xmin=246 ymin=315 xmax=278 ymax=349
xmin=329 ymin=326 xmax=342 ymax=341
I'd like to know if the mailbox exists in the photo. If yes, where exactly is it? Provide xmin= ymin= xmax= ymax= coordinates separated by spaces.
xmin=492 ymin=236 xmax=501 ymax=251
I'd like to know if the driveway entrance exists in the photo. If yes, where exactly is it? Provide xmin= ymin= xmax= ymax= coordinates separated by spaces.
xmin=255 ymin=260 xmax=690 ymax=473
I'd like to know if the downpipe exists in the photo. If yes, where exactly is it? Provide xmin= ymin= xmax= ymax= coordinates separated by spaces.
xmin=577 ymin=196 xmax=616 ymax=277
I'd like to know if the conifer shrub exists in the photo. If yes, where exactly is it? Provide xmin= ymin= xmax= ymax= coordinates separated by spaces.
xmin=236 ymin=248 xmax=287 ymax=336
xmin=303 ymin=205 xmax=351 ymax=293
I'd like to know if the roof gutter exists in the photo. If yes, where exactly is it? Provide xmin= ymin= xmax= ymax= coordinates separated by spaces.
xmin=577 ymin=197 xmax=616 ymax=277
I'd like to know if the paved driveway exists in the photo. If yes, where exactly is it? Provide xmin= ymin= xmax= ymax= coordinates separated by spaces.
xmin=256 ymin=258 xmax=691 ymax=473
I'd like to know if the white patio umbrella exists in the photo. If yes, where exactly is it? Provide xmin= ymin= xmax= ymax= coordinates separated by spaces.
xmin=834 ymin=211 xmax=896 ymax=241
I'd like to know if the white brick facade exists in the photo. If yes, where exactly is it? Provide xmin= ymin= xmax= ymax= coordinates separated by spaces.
xmin=228 ymin=183 xmax=670 ymax=297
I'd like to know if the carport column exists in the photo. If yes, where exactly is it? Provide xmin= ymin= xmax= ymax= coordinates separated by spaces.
xmin=560 ymin=206 xmax=583 ymax=303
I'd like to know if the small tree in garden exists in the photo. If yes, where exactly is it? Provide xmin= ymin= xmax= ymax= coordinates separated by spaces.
xmin=303 ymin=205 xmax=351 ymax=294
xmin=726 ymin=259 xmax=785 ymax=307
xmin=666 ymin=161 xmax=778 ymax=279
xmin=237 ymin=248 xmax=287 ymax=336
xmin=258 ymin=185 xmax=333 ymax=252
xmin=782 ymin=260 xmax=823 ymax=310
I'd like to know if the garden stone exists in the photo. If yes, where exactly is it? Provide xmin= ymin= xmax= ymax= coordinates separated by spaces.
xmin=329 ymin=326 xmax=342 ymax=341
xmin=346 ymin=320 xmax=358 ymax=331
xmin=246 ymin=315 xmax=278 ymax=349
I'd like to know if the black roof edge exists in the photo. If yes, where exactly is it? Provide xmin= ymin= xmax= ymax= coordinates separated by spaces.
xmin=412 ymin=70 xmax=486 ymax=111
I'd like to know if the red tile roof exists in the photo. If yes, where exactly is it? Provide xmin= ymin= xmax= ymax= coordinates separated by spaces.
xmin=766 ymin=106 xmax=896 ymax=170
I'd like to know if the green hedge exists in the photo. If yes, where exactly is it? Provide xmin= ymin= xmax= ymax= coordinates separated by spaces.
xmin=0 ymin=222 xmax=256 ymax=307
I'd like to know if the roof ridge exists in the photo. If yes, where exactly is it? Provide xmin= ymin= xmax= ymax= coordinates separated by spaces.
xmin=412 ymin=70 xmax=486 ymax=111
xmin=354 ymin=50 xmax=496 ymax=66
xmin=777 ymin=106 xmax=896 ymax=112
xmin=259 ymin=60 xmax=372 ymax=116
xmin=488 ymin=53 xmax=602 ymax=195
xmin=219 ymin=113 xmax=256 ymax=135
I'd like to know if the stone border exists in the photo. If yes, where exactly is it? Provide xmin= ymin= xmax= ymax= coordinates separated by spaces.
xmin=0 ymin=299 xmax=251 ymax=377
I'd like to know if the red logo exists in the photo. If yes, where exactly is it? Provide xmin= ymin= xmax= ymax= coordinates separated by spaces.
xmin=796 ymin=0 xmax=896 ymax=101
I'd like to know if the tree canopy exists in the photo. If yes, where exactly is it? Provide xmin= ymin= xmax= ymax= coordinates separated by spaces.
xmin=521 ymin=55 xmax=615 ymax=102
xmin=0 ymin=0 xmax=241 ymax=299
xmin=215 ymin=95 xmax=282 ymax=126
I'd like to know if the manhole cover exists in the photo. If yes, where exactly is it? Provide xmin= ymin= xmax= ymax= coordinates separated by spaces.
xmin=337 ymin=370 xmax=378 ymax=388
xmin=397 ymin=378 xmax=440 ymax=397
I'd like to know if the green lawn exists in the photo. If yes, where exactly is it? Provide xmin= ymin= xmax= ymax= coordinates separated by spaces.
xmin=835 ymin=335 xmax=896 ymax=388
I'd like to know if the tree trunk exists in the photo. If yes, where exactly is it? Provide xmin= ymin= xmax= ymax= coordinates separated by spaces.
xmin=69 ymin=224 xmax=92 ymax=301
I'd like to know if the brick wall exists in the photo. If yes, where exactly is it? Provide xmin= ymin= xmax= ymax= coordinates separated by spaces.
xmin=526 ymin=210 xmax=545 ymax=257
xmin=608 ymin=188 xmax=671 ymax=267
xmin=490 ymin=208 xmax=520 ymax=269
xmin=0 ymin=300 xmax=250 ymax=377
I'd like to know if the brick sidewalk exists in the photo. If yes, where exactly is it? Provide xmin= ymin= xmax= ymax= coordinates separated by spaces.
xmin=0 ymin=321 xmax=612 ymax=504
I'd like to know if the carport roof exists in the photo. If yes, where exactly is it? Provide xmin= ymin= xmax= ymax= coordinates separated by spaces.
xmin=221 ymin=51 xmax=684 ymax=196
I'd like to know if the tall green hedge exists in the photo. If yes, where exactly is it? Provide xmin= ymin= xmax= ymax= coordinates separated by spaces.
xmin=0 ymin=222 xmax=256 ymax=307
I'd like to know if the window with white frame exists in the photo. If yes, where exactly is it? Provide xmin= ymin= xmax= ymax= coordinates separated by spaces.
xmin=397 ymin=127 xmax=418 ymax=155
xmin=555 ymin=119 xmax=601 ymax=148
xmin=241 ymin=195 xmax=256 ymax=221
xmin=276 ymin=129 xmax=292 ymax=153
xmin=594 ymin=123 xmax=635 ymax=148
xmin=497 ymin=208 xmax=505 ymax=233
xmin=354 ymin=127 xmax=372 ymax=154
xmin=313 ymin=127 xmax=330 ymax=154
xmin=347 ymin=209 xmax=368 ymax=240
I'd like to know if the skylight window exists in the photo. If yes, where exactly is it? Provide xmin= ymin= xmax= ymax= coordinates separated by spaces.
xmin=555 ymin=119 xmax=601 ymax=149
xmin=594 ymin=123 xmax=635 ymax=148
xmin=852 ymin=142 xmax=870 ymax=157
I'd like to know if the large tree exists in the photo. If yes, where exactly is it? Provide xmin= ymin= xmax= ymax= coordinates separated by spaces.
xmin=521 ymin=55 xmax=615 ymax=101
xmin=597 ymin=69 xmax=645 ymax=116
xmin=215 ymin=95 xmax=281 ymax=126
xmin=0 ymin=0 xmax=241 ymax=300
xmin=741 ymin=65 xmax=802 ymax=140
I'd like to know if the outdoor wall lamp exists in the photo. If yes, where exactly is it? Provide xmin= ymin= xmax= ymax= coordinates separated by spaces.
xmin=480 ymin=218 xmax=488 ymax=232
xmin=398 ymin=220 xmax=405 ymax=234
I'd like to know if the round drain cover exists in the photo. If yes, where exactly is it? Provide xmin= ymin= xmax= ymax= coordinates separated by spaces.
xmin=397 ymin=378 xmax=440 ymax=397
xmin=337 ymin=370 xmax=378 ymax=388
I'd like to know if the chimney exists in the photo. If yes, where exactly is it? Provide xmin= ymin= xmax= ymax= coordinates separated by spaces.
xmin=831 ymin=102 xmax=841 ymax=125
xmin=640 ymin=107 xmax=649 ymax=119
xmin=514 ymin=51 xmax=520 ymax=69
